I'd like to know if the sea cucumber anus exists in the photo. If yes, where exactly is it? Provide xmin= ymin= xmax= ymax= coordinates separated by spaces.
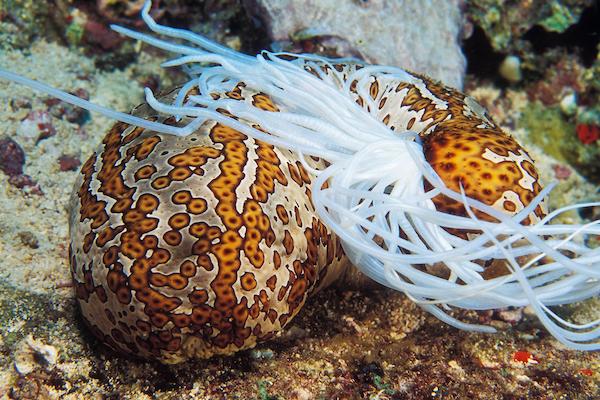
xmin=0 ymin=1 xmax=598 ymax=362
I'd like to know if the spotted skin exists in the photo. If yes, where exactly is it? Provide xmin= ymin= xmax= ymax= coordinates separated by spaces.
xmin=69 ymin=87 xmax=349 ymax=362
xmin=69 ymin=62 xmax=546 ymax=363
xmin=344 ymin=67 xmax=545 ymax=227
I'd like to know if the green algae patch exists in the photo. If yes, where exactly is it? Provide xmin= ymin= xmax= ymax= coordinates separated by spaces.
xmin=520 ymin=102 xmax=600 ymax=183
xmin=518 ymin=103 xmax=577 ymax=163
xmin=539 ymin=1 xmax=577 ymax=33
xmin=65 ymin=22 xmax=85 ymax=47
xmin=467 ymin=0 xmax=591 ymax=52
xmin=0 ymin=283 xmax=67 ymax=351
xmin=0 ymin=0 xmax=63 ymax=50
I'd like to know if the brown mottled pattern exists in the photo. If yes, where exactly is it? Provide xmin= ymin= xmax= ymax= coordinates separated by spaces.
xmin=69 ymin=61 xmax=546 ymax=363
xmin=342 ymin=66 xmax=545 ymax=227
xmin=69 ymin=86 xmax=350 ymax=363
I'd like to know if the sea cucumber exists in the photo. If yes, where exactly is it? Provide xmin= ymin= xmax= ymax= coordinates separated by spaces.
xmin=0 ymin=1 xmax=597 ymax=363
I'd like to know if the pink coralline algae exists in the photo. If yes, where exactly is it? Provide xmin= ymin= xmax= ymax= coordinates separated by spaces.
xmin=0 ymin=138 xmax=42 ymax=194
xmin=551 ymin=164 xmax=572 ymax=180
xmin=22 ymin=110 xmax=56 ymax=142
xmin=84 ymin=20 xmax=123 ymax=50
xmin=0 ymin=137 xmax=25 ymax=176
xmin=46 ymin=89 xmax=90 ymax=124
xmin=58 ymin=155 xmax=81 ymax=172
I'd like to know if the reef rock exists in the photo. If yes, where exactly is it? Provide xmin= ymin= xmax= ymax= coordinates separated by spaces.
xmin=244 ymin=0 xmax=466 ymax=88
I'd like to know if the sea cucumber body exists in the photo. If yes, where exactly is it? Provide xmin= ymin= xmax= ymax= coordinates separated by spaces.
xmin=69 ymin=86 xmax=349 ymax=362
xmin=69 ymin=61 xmax=544 ymax=362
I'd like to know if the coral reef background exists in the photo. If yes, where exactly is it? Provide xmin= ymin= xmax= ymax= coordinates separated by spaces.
xmin=0 ymin=0 xmax=598 ymax=398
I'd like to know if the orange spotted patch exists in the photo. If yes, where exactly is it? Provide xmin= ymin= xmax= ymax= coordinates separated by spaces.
xmin=423 ymin=125 xmax=544 ymax=225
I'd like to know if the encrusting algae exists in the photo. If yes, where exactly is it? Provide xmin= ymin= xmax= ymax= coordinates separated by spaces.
xmin=0 ymin=1 xmax=598 ymax=366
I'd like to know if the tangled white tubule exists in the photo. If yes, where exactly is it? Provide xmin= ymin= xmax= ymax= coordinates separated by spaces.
xmin=0 ymin=0 xmax=598 ymax=359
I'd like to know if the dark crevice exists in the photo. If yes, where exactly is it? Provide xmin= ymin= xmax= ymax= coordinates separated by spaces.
xmin=464 ymin=2 xmax=599 ymax=80
xmin=154 ymin=1 xmax=270 ymax=57
xmin=462 ymin=25 xmax=505 ymax=79
xmin=523 ymin=1 xmax=600 ymax=66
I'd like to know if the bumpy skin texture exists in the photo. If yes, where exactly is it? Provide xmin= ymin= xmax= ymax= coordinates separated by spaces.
xmin=69 ymin=62 xmax=545 ymax=363
xmin=344 ymin=69 xmax=545 ymax=227
xmin=69 ymin=86 xmax=349 ymax=363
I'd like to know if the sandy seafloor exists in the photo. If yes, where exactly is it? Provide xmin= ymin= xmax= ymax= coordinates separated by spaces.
xmin=0 ymin=28 xmax=599 ymax=400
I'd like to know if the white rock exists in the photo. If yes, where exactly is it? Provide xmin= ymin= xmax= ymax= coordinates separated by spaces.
xmin=499 ymin=55 xmax=522 ymax=83
xmin=559 ymin=92 xmax=577 ymax=116
xmin=244 ymin=0 xmax=466 ymax=88
xmin=13 ymin=335 xmax=58 ymax=375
